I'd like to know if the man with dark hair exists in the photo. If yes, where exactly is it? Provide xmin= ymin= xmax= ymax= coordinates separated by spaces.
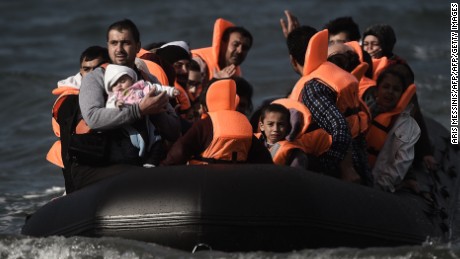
xmin=286 ymin=26 xmax=318 ymax=75
xmin=79 ymin=46 xmax=110 ymax=76
xmin=72 ymin=19 xmax=180 ymax=191
xmin=286 ymin=26 xmax=372 ymax=185
xmin=47 ymin=45 xmax=110 ymax=193
xmin=220 ymin=26 xmax=253 ymax=70
xmin=280 ymin=11 xmax=360 ymax=46
xmin=192 ymin=18 xmax=253 ymax=83
xmin=323 ymin=16 xmax=361 ymax=45
xmin=154 ymin=41 xmax=194 ymax=129
xmin=155 ymin=41 xmax=192 ymax=88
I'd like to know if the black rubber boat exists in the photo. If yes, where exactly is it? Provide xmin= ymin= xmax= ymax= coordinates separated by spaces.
xmin=21 ymin=118 xmax=460 ymax=252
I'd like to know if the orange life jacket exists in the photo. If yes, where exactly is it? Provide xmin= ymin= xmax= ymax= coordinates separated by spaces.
xmin=366 ymin=83 xmax=416 ymax=167
xmin=137 ymin=48 xmax=170 ymax=85
xmin=288 ymin=30 xmax=365 ymax=156
xmin=343 ymin=41 xmax=374 ymax=130
xmin=189 ymin=79 xmax=252 ymax=164
xmin=269 ymin=140 xmax=305 ymax=166
xmin=372 ymin=57 xmax=389 ymax=81
xmin=358 ymin=76 xmax=377 ymax=101
xmin=46 ymin=86 xmax=90 ymax=168
xmin=268 ymin=98 xmax=326 ymax=155
xmin=344 ymin=41 xmax=376 ymax=97
xmin=191 ymin=18 xmax=242 ymax=80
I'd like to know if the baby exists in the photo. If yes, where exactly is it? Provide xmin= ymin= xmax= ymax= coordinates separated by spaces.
xmin=104 ymin=64 xmax=179 ymax=167
xmin=104 ymin=64 xmax=179 ymax=109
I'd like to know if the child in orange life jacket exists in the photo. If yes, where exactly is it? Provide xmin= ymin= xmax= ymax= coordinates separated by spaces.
xmin=365 ymin=69 xmax=420 ymax=192
xmin=258 ymin=103 xmax=308 ymax=169
xmin=104 ymin=64 xmax=180 ymax=167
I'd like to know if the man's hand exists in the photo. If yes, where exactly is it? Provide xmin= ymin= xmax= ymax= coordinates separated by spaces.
xmin=280 ymin=10 xmax=300 ymax=38
xmin=214 ymin=65 xmax=236 ymax=79
xmin=139 ymin=91 xmax=168 ymax=116
xmin=339 ymin=148 xmax=361 ymax=184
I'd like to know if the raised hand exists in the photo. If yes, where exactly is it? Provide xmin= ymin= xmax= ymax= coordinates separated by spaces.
xmin=280 ymin=10 xmax=301 ymax=38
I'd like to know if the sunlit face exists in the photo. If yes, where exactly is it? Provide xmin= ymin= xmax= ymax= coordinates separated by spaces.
xmin=187 ymin=70 xmax=202 ymax=97
xmin=80 ymin=57 xmax=105 ymax=77
xmin=329 ymin=32 xmax=349 ymax=45
xmin=107 ymin=29 xmax=140 ymax=67
xmin=221 ymin=32 xmax=251 ymax=67
xmin=259 ymin=111 xmax=288 ymax=145
xmin=173 ymin=59 xmax=190 ymax=86
xmin=362 ymin=35 xmax=382 ymax=59
xmin=376 ymin=73 xmax=404 ymax=112
xmin=111 ymin=74 xmax=134 ymax=93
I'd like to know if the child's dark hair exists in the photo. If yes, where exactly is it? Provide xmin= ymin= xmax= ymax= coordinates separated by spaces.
xmin=260 ymin=103 xmax=291 ymax=133
xmin=323 ymin=16 xmax=361 ymax=42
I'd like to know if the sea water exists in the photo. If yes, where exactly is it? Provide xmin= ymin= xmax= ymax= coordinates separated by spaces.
xmin=0 ymin=0 xmax=455 ymax=258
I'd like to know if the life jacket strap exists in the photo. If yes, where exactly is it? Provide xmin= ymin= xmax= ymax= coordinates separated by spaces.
xmin=371 ymin=120 xmax=392 ymax=133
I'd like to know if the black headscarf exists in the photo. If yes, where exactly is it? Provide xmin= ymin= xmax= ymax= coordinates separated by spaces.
xmin=155 ymin=45 xmax=191 ymax=66
xmin=363 ymin=24 xmax=396 ymax=58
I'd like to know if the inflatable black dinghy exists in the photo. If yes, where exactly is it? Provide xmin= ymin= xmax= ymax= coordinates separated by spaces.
xmin=21 ymin=118 xmax=460 ymax=252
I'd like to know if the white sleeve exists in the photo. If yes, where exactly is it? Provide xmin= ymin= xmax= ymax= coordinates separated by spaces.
xmin=372 ymin=115 xmax=421 ymax=192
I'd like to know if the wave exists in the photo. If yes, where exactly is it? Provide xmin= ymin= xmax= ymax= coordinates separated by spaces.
xmin=0 ymin=235 xmax=459 ymax=259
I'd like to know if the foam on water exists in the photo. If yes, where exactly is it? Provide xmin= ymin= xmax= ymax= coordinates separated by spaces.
xmin=1 ymin=235 xmax=460 ymax=259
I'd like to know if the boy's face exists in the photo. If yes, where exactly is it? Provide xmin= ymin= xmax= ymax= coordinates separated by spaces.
xmin=259 ymin=111 xmax=288 ymax=145
xmin=376 ymin=73 xmax=403 ymax=112
xmin=112 ymin=74 xmax=134 ymax=92
xmin=187 ymin=70 xmax=202 ymax=97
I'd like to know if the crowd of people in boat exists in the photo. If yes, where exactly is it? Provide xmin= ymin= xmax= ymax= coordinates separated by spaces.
xmin=46 ymin=10 xmax=437 ymax=196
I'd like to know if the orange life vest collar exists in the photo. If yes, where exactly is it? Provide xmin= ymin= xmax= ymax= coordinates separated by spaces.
xmin=269 ymin=140 xmax=305 ymax=166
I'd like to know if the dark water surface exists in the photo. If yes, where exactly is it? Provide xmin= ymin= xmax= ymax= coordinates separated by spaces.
xmin=0 ymin=0 xmax=454 ymax=257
